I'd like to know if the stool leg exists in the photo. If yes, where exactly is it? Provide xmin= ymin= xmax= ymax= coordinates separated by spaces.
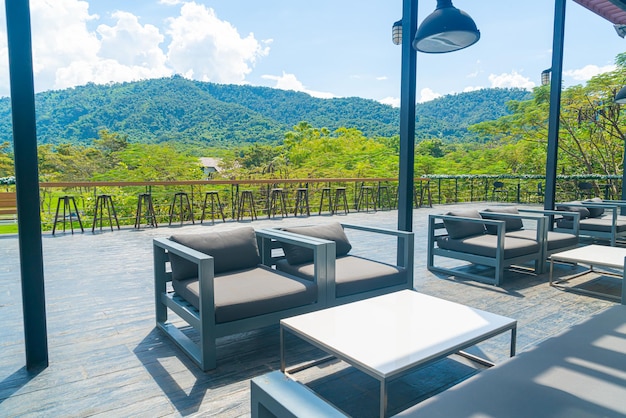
xmin=69 ymin=197 xmax=84 ymax=233
xmin=52 ymin=197 xmax=62 ymax=235
xmin=147 ymin=195 xmax=158 ymax=227
xmin=215 ymin=194 xmax=226 ymax=222
xmin=184 ymin=195 xmax=195 ymax=224
xmin=107 ymin=196 xmax=120 ymax=230
xmin=200 ymin=193 xmax=209 ymax=223
xmin=92 ymin=195 xmax=101 ymax=233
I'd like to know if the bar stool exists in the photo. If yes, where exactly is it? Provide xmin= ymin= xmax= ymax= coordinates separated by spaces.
xmin=318 ymin=187 xmax=333 ymax=215
xmin=294 ymin=188 xmax=310 ymax=216
xmin=135 ymin=193 xmax=158 ymax=228
xmin=200 ymin=191 xmax=226 ymax=224
xmin=52 ymin=195 xmax=84 ymax=235
xmin=356 ymin=184 xmax=376 ymax=212
xmin=169 ymin=192 xmax=195 ymax=226
xmin=333 ymin=187 xmax=349 ymax=215
xmin=237 ymin=190 xmax=257 ymax=221
xmin=377 ymin=184 xmax=392 ymax=211
xmin=268 ymin=188 xmax=288 ymax=218
xmin=92 ymin=194 xmax=120 ymax=232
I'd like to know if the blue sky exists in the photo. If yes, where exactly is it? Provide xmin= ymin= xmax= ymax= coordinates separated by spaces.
xmin=1 ymin=0 xmax=624 ymax=105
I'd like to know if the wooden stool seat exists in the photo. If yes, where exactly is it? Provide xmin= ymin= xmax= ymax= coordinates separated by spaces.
xmin=268 ymin=188 xmax=288 ymax=218
xmin=200 ymin=191 xmax=226 ymax=224
xmin=333 ymin=187 xmax=349 ymax=215
xmin=237 ymin=190 xmax=257 ymax=221
xmin=318 ymin=187 xmax=333 ymax=215
xmin=52 ymin=195 xmax=84 ymax=235
xmin=169 ymin=192 xmax=195 ymax=226
xmin=92 ymin=194 xmax=120 ymax=232
xmin=135 ymin=193 xmax=158 ymax=228
xmin=356 ymin=185 xmax=376 ymax=212
xmin=294 ymin=188 xmax=310 ymax=217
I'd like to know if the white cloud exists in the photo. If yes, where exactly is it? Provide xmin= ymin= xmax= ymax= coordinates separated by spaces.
xmin=418 ymin=87 xmax=442 ymax=103
xmin=376 ymin=76 xmax=388 ymax=81
xmin=564 ymin=64 xmax=616 ymax=81
xmin=379 ymin=96 xmax=400 ymax=107
xmin=262 ymin=72 xmax=335 ymax=99
xmin=488 ymin=71 xmax=535 ymax=90
xmin=165 ymin=2 xmax=269 ymax=84
xmin=0 ymin=0 xmax=270 ymax=96
xmin=463 ymin=85 xmax=483 ymax=93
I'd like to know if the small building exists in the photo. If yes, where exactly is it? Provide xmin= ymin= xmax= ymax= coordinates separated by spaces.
xmin=199 ymin=157 xmax=222 ymax=178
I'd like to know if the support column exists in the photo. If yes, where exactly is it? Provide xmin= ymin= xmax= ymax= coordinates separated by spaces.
xmin=398 ymin=0 xmax=418 ymax=233
xmin=5 ymin=0 xmax=48 ymax=370
xmin=544 ymin=0 xmax=567 ymax=211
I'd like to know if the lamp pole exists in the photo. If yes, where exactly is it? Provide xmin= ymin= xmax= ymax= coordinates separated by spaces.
xmin=397 ymin=0 xmax=418 ymax=233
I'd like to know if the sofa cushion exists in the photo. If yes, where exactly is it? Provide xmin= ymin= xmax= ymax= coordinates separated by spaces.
xmin=556 ymin=201 xmax=590 ymax=220
xmin=276 ymin=255 xmax=406 ymax=298
xmin=280 ymin=222 xmax=352 ymax=265
xmin=436 ymin=234 xmax=540 ymax=259
xmin=481 ymin=207 xmax=524 ymax=234
xmin=442 ymin=210 xmax=485 ymax=239
xmin=507 ymin=229 xmax=578 ymax=251
xmin=172 ymin=265 xmax=317 ymax=323
xmin=168 ymin=227 xmax=260 ymax=280
xmin=582 ymin=197 xmax=604 ymax=218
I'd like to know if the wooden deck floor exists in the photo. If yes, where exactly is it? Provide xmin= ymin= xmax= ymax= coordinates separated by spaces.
xmin=0 ymin=203 xmax=619 ymax=417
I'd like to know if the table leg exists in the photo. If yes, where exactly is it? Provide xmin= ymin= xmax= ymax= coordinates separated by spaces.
xmin=549 ymin=258 xmax=554 ymax=286
xmin=380 ymin=378 xmax=387 ymax=418
xmin=280 ymin=326 xmax=286 ymax=372
xmin=510 ymin=326 xmax=517 ymax=357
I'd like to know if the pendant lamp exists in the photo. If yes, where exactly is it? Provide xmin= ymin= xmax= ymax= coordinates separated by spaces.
xmin=413 ymin=0 xmax=480 ymax=53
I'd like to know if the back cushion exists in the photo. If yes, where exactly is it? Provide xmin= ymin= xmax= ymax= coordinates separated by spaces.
xmin=583 ymin=197 xmax=604 ymax=218
xmin=168 ymin=227 xmax=260 ymax=280
xmin=281 ymin=222 xmax=352 ymax=265
xmin=481 ymin=207 xmax=524 ymax=234
xmin=442 ymin=210 xmax=485 ymax=239
xmin=556 ymin=201 xmax=590 ymax=220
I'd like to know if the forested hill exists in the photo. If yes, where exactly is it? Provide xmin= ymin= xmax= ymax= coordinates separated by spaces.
xmin=0 ymin=76 xmax=531 ymax=147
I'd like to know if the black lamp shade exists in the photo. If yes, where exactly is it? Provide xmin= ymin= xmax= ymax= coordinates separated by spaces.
xmin=413 ymin=0 xmax=480 ymax=53
xmin=615 ymin=85 xmax=626 ymax=104
xmin=392 ymin=20 xmax=402 ymax=45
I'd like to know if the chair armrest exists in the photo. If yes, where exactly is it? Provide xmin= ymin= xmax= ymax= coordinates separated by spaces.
xmin=341 ymin=223 xmax=414 ymax=271
xmin=518 ymin=208 xmax=580 ymax=235
xmin=256 ymin=228 xmax=334 ymax=305
xmin=153 ymin=237 xmax=217 ymax=323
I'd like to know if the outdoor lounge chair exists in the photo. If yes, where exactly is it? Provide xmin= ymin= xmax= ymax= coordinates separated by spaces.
xmin=270 ymin=222 xmax=414 ymax=305
xmin=481 ymin=206 xmax=580 ymax=269
xmin=427 ymin=209 xmax=545 ymax=286
xmin=153 ymin=226 xmax=331 ymax=371
xmin=555 ymin=198 xmax=626 ymax=246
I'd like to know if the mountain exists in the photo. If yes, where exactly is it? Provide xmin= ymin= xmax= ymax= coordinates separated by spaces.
xmin=0 ymin=76 xmax=531 ymax=147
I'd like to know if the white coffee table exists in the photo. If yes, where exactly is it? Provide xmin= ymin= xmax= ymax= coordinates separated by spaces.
xmin=549 ymin=244 xmax=626 ymax=303
xmin=280 ymin=290 xmax=517 ymax=417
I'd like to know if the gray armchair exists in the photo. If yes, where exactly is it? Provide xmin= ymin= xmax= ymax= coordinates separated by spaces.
xmin=427 ymin=209 xmax=545 ymax=286
xmin=153 ymin=226 xmax=331 ymax=371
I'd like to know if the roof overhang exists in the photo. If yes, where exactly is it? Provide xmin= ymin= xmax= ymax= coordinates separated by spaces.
xmin=574 ymin=0 xmax=626 ymax=24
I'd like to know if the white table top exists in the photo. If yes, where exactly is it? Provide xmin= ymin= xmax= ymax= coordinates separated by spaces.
xmin=550 ymin=245 xmax=626 ymax=269
xmin=281 ymin=290 xmax=516 ymax=379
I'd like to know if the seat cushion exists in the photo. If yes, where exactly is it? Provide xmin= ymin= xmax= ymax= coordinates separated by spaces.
xmin=276 ymin=255 xmax=407 ymax=298
xmin=168 ymin=227 xmax=260 ymax=280
xmin=578 ymin=217 xmax=626 ymax=233
xmin=442 ymin=210 xmax=486 ymax=239
xmin=481 ymin=207 xmax=524 ymax=234
xmin=506 ymin=230 xmax=578 ymax=251
xmin=437 ymin=234 xmax=540 ymax=259
xmin=280 ymin=222 xmax=352 ymax=265
xmin=172 ymin=265 xmax=317 ymax=323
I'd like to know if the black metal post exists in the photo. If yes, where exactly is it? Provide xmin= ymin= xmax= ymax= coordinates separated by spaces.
xmin=398 ymin=0 xmax=418 ymax=232
xmin=5 ymin=0 xmax=48 ymax=370
xmin=544 ymin=0 xmax=566 ymax=211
